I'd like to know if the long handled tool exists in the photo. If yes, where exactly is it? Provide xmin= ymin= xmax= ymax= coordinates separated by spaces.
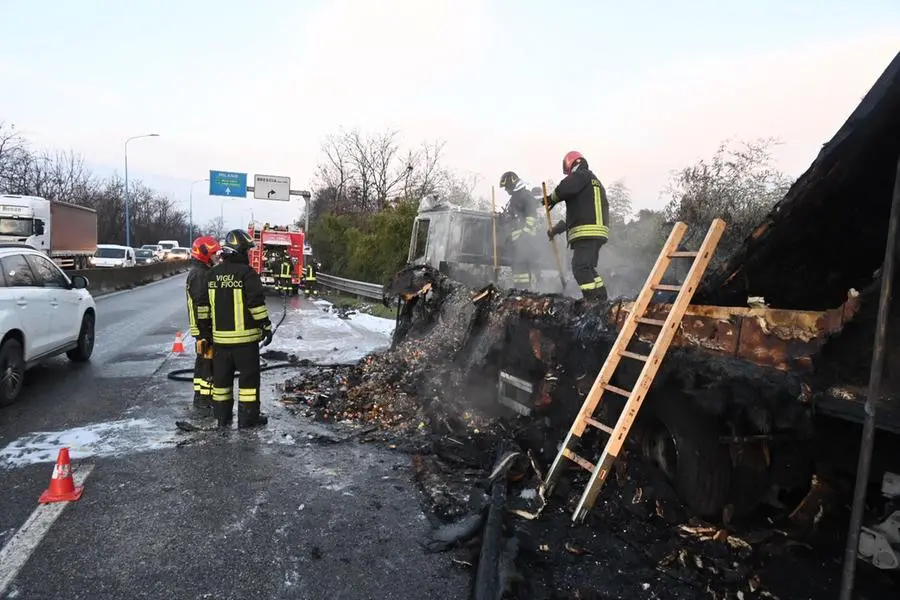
xmin=490 ymin=186 xmax=500 ymax=283
xmin=541 ymin=182 xmax=567 ymax=291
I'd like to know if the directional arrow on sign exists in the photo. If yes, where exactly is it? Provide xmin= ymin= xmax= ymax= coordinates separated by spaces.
xmin=267 ymin=189 xmax=276 ymax=199
xmin=225 ymin=187 xmax=231 ymax=195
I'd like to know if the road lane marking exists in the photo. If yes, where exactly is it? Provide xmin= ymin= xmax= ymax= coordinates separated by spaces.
xmin=0 ymin=464 xmax=95 ymax=595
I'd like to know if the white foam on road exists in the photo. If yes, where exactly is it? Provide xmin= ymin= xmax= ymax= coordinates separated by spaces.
xmin=0 ymin=463 xmax=95 ymax=596
xmin=266 ymin=301 xmax=394 ymax=363
xmin=0 ymin=419 xmax=178 ymax=469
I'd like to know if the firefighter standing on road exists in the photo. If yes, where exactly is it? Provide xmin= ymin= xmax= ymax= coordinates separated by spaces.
xmin=186 ymin=236 xmax=221 ymax=412
xmin=277 ymin=252 xmax=293 ymax=294
xmin=303 ymin=259 xmax=318 ymax=297
xmin=500 ymin=171 xmax=538 ymax=289
xmin=198 ymin=229 xmax=273 ymax=428
xmin=544 ymin=151 xmax=610 ymax=304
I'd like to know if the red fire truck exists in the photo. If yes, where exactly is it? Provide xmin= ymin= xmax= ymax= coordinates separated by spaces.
xmin=247 ymin=224 xmax=305 ymax=293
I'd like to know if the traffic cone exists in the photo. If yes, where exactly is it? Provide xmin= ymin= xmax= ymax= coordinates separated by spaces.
xmin=38 ymin=448 xmax=84 ymax=504
xmin=171 ymin=331 xmax=185 ymax=353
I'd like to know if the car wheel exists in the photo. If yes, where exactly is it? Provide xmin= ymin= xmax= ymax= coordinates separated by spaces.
xmin=0 ymin=338 xmax=25 ymax=406
xmin=66 ymin=312 xmax=95 ymax=362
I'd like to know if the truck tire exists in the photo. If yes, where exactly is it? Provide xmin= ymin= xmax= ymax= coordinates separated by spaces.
xmin=638 ymin=394 xmax=732 ymax=519
xmin=66 ymin=312 xmax=95 ymax=362
xmin=0 ymin=338 xmax=25 ymax=406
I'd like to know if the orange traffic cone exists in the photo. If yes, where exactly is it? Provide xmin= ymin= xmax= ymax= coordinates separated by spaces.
xmin=38 ymin=448 xmax=84 ymax=504
xmin=172 ymin=331 xmax=185 ymax=353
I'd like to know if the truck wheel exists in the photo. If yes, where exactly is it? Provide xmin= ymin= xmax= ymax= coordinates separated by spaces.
xmin=638 ymin=394 xmax=732 ymax=519
xmin=66 ymin=312 xmax=95 ymax=363
xmin=0 ymin=338 xmax=25 ymax=406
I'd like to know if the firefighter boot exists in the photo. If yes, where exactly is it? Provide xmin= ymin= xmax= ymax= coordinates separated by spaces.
xmin=594 ymin=285 xmax=609 ymax=304
xmin=237 ymin=403 xmax=268 ymax=429
xmin=213 ymin=401 xmax=234 ymax=428
xmin=192 ymin=391 xmax=211 ymax=412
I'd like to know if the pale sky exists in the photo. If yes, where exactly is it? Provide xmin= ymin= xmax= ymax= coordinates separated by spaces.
xmin=0 ymin=0 xmax=898 ymax=233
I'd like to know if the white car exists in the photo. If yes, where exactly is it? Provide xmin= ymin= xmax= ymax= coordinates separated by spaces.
xmin=91 ymin=244 xmax=136 ymax=268
xmin=0 ymin=244 xmax=96 ymax=404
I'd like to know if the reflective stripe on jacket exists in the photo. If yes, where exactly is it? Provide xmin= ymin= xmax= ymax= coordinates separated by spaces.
xmin=186 ymin=260 xmax=211 ymax=337
xmin=547 ymin=166 xmax=610 ymax=243
xmin=202 ymin=254 xmax=272 ymax=345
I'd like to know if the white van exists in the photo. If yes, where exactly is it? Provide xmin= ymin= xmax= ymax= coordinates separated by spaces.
xmin=157 ymin=240 xmax=179 ymax=258
xmin=90 ymin=244 xmax=136 ymax=268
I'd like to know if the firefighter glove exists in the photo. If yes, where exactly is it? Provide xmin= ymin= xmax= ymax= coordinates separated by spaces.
xmin=262 ymin=328 xmax=274 ymax=347
xmin=547 ymin=229 xmax=556 ymax=240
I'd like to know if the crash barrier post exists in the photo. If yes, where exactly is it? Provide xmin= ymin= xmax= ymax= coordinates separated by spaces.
xmin=317 ymin=272 xmax=383 ymax=301
xmin=67 ymin=261 xmax=190 ymax=296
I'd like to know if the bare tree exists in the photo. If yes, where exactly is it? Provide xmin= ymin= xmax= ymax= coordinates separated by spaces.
xmin=663 ymin=138 xmax=791 ymax=263
xmin=205 ymin=217 xmax=226 ymax=240
xmin=606 ymin=179 xmax=633 ymax=225
xmin=312 ymin=128 xmax=472 ymax=214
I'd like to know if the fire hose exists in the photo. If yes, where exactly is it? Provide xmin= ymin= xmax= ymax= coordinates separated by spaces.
xmin=166 ymin=291 xmax=354 ymax=382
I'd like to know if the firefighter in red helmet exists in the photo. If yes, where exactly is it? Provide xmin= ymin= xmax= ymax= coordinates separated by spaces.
xmin=543 ymin=150 xmax=610 ymax=304
xmin=187 ymin=235 xmax=221 ymax=412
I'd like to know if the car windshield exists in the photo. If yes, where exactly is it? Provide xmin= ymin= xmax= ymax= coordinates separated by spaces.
xmin=136 ymin=250 xmax=153 ymax=258
xmin=95 ymin=247 xmax=127 ymax=259
xmin=0 ymin=218 xmax=33 ymax=236
xmin=141 ymin=245 xmax=159 ymax=250
xmin=159 ymin=243 xmax=175 ymax=250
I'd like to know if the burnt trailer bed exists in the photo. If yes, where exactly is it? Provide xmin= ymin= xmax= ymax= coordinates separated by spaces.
xmin=608 ymin=294 xmax=900 ymax=433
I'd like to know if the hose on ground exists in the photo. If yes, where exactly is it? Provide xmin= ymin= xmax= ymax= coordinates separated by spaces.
xmin=165 ymin=289 xmax=355 ymax=382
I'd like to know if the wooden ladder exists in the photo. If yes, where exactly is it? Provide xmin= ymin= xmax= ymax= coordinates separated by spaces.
xmin=543 ymin=218 xmax=726 ymax=523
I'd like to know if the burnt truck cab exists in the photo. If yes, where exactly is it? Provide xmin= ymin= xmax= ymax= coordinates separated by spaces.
xmin=407 ymin=195 xmax=565 ymax=291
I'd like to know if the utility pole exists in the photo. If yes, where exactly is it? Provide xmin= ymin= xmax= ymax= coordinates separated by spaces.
xmin=189 ymin=178 xmax=208 ymax=241
xmin=123 ymin=133 xmax=160 ymax=247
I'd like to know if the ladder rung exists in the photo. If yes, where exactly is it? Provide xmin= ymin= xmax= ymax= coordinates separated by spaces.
xmin=563 ymin=448 xmax=595 ymax=472
xmin=619 ymin=350 xmax=649 ymax=362
xmin=635 ymin=317 xmax=667 ymax=327
xmin=603 ymin=383 xmax=632 ymax=397
xmin=584 ymin=417 xmax=614 ymax=435
xmin=669 ymin=251 xmax=698 ymax=258
xmin=653 ymin=284 xmax=681 ymax=292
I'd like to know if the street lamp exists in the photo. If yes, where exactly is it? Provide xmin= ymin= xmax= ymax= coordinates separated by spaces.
xmin=189 ymin=178 xmax=208 ymax=241
xmin=124 ymin=133 xmax=160 ymax=247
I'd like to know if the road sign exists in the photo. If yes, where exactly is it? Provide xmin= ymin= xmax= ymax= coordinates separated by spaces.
xmin=253 ymin=174 xmax=291 ymax=202
xmin=209 ymin=170 xmax=248 ymax=197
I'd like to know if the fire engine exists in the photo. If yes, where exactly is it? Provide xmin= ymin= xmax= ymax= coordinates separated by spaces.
xmin=247 ymin=223 xmax=305 ymax=293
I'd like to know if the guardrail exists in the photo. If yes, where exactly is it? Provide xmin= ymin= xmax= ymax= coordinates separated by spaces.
xmin=317 ymin=272 xmax=383 ymax=300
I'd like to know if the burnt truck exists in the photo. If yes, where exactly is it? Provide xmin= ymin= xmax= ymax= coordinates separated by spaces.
xmin=0 ymin=194 xmax=98 ymax=269
xmin=391 ymin=52 xmax=900 ymax=569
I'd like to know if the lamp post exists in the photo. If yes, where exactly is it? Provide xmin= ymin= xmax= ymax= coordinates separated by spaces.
xmin=189 ymin=178 xmax=208 ymax=241
xmin=124 ymin=133 xmax=160 ymax=247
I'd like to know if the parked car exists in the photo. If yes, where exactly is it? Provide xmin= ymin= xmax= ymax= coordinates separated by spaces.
xmin=140 ymin=244 xmax=164 ymax=260
xmin=0 ymin=243 xmax=96 ymax=404
xmin=168 ymin=247 xmax=190 ymax=261
xmin=134 ymin=248 xmax=157 ymax=265
xmin=90 ymin=244 xmax=135 ymax=268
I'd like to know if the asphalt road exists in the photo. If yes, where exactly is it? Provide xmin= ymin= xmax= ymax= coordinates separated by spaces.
xmin=0 ymin=274 xmax=468 ymax=600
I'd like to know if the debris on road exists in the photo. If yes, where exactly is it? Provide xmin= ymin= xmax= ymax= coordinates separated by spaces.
xmin=273 ymin=265 xmax=900 ymax=598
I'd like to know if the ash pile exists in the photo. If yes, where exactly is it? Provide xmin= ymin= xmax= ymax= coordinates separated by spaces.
xmin=278 ymin=266 xmax=894 ymax=599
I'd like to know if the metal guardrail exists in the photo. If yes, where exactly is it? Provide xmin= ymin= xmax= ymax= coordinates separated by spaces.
xmin=317 ymin=272 xmax=383 ymax=300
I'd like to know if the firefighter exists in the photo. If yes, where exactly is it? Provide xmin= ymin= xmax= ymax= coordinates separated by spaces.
xmin=544 ymin=150 xmax=610 ymax=304
xmin=303 ymin=259 xmax=318 ymax=297
xmin=199 ymin=229 xmax=273 ymax=428
xmin=186 ymin=235 xmax=221 ymax=411
xmin=500 ymin=171 xmax=538 ymax=289
xmin=278 ymin=253 xmax=293 ymax=294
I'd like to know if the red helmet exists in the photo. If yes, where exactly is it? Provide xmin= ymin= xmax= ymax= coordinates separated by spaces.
xmin=191 ymin=235 xmax=221 ymax=265
xmin=562 ymin=150 xmax=585 ymax=175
